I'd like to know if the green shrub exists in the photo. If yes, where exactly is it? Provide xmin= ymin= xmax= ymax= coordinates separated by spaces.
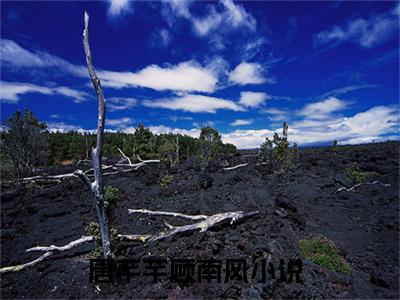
xmin=158 ymin=134 xmax=180 ymax=166
xmin=260 ymin=122 xmax=290 ymax=167
xmin=160 ymin=174 xmax=174 ymax=188
xmin=104 ymin=185 xmax=120 ymax=206
xmin=300 ymin=236 xmax=351 ymax=275
xmin=343 ymin=165 xmax=366 ymax=183
xmin=199 ymin=126 xmax=223 ymax=159
xmin=85 ymin=222 xmax=102 ymax=258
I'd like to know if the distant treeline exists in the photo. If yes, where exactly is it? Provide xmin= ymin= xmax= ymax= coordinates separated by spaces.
xmin=45 ymin=125 xmax=236 ymax=165
xmin=0 ymin=110 xmax=237 ymax=175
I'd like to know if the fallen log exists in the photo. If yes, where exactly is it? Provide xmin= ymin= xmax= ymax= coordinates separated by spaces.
xmin=223 ymin=163 xmax=249 ymax=170
xmin=0 ymin=236 xmax=94 ymax=274
xmin=337 ymin=180 xmax=390 ymax=193
xmin=122 ymin=209 xmax=259 ymax=242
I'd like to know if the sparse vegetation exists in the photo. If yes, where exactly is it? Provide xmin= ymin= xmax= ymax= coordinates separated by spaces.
xmin=332 ymin=140 xmax=338 ymax=153
xmin=160 ymin=174 xmax=174 ymax=188
xmin=199 ymin=126 xmax=223 ymax=159
xmin=260 ymin=122 xmax=290 ymax=167
xmin=85 ymin=222 xmax=119 ymax=258
xmin=85 ymin=222 xmax=102 ymax=258
xmin=1 ymin=122 xmax=236 ymax=168
xmin=158 ymin=134 xmax=180 ymax=166
xmin=300 ymin=235 xmax=351 ymax=275
xmin=104 ymin=185 xmax=120 ymax=207
xmin=343 ymin=164 xmax=366 ymax=183
xmin=1 ymin=109 xmax=47 ymax=181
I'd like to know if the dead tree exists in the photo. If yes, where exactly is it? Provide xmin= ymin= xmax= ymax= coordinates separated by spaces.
xmin=74 ymin=11 xmax=112 ymax=258
xmin=119 ymin=209 xmax=259 ymax=242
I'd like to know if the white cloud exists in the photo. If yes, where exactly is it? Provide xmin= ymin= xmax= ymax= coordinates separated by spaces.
xmin=151 ymin=28 xmax=172 ymax=48
xmin=262 ymin=108 xmax=289 ymax=115
xmin=0 ymin=81 xmax=89 ymax=103
xmin=239 ymin=91 xmax=268 ymax=107
xmin=230 ymin=119 xmax=253 ymax=126
xmin=289 ymin=105 xmax=399 ymax=145
xmin=107 ymin=97 xmax=137 ymax=112
xmin=221 ymin=128 xmax=273 ymax=149
xmin=297 ymin=97 xmax=349 ymax=119
xmin=229 ymin=62 xmax=265 ymax=85
xmin=240 ymin=37 xmax=267 ymax=61
xmin=262 ymin=108 xmax=289 ymax=122
xmin=192 ymin=6 xmax=224 ymax=37
xmin=169 ymin=115 xmax=193 ymax=122
xmin=65 ymin=104 xmax=396 ymax=149
xmin=221 ymin=105 xmax=399 ymax=148
xmin=46 ymin=122 xmax=85 ymax=133
xmin=0 ymin=39 xmax=85 ymax=76
xmin=127 ymin=124 xmax=201 ymax=138
xmin=314 ymin=6 xmax=398 ymax=48
xmin=318 ymin=84 xmax=378 ymax=99
xmin=193 ymin=121 xmax=216 ymax=128
xmin=142 ymin=94 xmax=245 ymax=113
xmin=159 ymin=29 xmax=171 ymax=47
xmin=221 ymin=0 xmax=256 ymax=29
xmin=107 ymin=117 xmax=134 ymax=128
xmin=0 ymin=40 xmax=219 ymax=93
xmin=164 ymin=0 xmax=256 ymax=38
xmin=107 ymin=0 xmax=132 ymax=17
xmin=98 ymin=60 xmax=218 ymax=92
xmin=50 ymin=114 xmax=62 ymax=119
xmin=52 ymin=86 xmax=89 ymax=103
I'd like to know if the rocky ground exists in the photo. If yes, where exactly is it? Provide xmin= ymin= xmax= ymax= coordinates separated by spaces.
xmin=1 ymin=142 xmax=399 ymax=299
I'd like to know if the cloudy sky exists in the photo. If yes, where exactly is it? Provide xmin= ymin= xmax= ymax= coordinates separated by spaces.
xmin=1 ymin=0 xmax=399 ymax=148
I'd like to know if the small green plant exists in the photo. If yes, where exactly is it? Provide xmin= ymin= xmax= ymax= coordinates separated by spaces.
xmin=299 ymin=235 xmax=351 ymax=275
xmin=85 ymin=222 xmax=120 ymax=258
xmin=343 ymin=164 xmax=366 ymax=183
xmin=85 ymin=222 xmax=102 ymax=258
xmin=260 ymin=122 xmax=290 ymax=167
xmin=160 ymin=174 xmax=174 ymax=188
xmin=104 ymin=185 xmax=120 ymax=206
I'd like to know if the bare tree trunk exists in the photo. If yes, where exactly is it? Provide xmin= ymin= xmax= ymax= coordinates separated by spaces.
xmin=85 ymin=134 xmax=89 ymax=159
xmin=75 ymin=11 xmax=112 ymax=258
xmin=175 ymin=135 xmax=180 ymax=165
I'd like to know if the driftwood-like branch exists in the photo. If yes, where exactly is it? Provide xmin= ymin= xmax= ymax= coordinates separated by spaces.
xmin=337 ymin=180 xmax=390 ymax=193
xmin=128 ymin=209 xmax=208 ymax=220
xmin=17 ymin=158 xmax=160 ymax=184
xmin=26 ymin=235 xmax=94 ymax=252
xmin=223 ymin=163 xmax=249 ymax=170
xmin=117 ymin=234 xmax=152 ymax=242
xmin=76 ymin=159 xmax=92 ymax=167
xmin=117 ymin=148 xmax=132 ymax=165
xmin=0 ymin=236 xmax=94 ymax=274
xmin=123 ymin=209 xmax=259 ymax=242
xmin=0 ymin=253 xmax=52 ymax=274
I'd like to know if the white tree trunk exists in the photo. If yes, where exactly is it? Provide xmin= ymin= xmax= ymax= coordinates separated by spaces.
xmin=75 ymin=11 xmax=112 ymax=258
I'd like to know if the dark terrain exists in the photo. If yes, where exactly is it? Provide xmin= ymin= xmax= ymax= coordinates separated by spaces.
xmin=1 ymin=142 xmax=399 ymax=299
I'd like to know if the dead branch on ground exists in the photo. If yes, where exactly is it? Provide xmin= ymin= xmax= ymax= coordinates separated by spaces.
xmin=337 ymin=180 xmax=390 ymax=193
xmin=0 ymin=236 xmax=94 ymax=274
xmin=119 ymin=209 xmax=259 ymax=242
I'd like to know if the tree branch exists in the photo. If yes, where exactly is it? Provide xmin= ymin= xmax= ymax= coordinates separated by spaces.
xmin=117 ymin=148 xmax=132 ymax=165
xmin=0 ymin=236 xmax=94 ymax=274
xmin=337 ymin=180 xmax=390 ymax=193
xmin=223 ymin=163 xmax=249 ymax=170
xmin=128 ymin=209 xmax=208 ymax=220
xmin=125 ymin=209 xmax=259 ymax=242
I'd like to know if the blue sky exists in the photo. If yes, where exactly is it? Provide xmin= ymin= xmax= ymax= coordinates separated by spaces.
xmin=1 ymin=0 xmax=399 ymax=148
